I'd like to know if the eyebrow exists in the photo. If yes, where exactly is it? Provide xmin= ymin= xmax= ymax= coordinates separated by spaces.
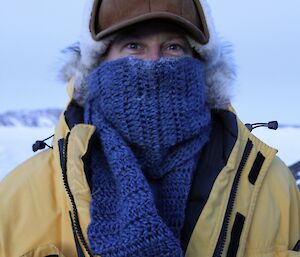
xmin=113 ymin=33 xmax=142 ymax=44
xmin=113 ymin=32 xmax=189 ymax=45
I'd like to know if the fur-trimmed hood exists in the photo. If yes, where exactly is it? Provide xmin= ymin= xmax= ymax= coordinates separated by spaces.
xmin=58 ymin=0 xmax=236 ymax=109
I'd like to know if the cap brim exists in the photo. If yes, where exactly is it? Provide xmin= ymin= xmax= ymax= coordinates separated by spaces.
xmin=92 ymin=12 xmax=209 ymax=44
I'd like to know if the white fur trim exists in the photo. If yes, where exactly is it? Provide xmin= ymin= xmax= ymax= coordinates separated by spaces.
xmin=57 ymin=0 xmax=115 ymax=105
xmin=57 ymin=0 xmax=236 ymax=109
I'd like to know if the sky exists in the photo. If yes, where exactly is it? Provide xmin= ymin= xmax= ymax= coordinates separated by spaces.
xmin=0 ymin=0 xmax=300 ymax=125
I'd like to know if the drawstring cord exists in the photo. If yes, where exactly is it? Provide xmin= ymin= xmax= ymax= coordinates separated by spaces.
xmin=245 ymin=121 xmax=278 ymax=132
xmin=32 ymin=134 xmax=54 ymax=152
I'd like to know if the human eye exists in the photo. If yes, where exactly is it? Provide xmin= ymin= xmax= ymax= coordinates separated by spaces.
xmin=120 ymin=41 xmax=145 ymax=56
xmin=125 ymin=42 xmax=141 ymax=50
xmin=167 ymin=44 xmax=184 ymax=52
xmin=164 ymin=40 xmax=192 ymax=57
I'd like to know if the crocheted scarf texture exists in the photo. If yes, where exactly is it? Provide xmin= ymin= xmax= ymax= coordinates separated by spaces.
xmin=84 ymin=57 xmax=211 ymax=256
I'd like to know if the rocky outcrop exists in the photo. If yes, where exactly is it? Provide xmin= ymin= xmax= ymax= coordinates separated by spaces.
xmin=0 ymin=109 xmax=61 ymax=127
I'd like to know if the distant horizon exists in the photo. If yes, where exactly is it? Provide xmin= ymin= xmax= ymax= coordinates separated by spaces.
xmin=0 ymin=109 xmax=300 ymax=129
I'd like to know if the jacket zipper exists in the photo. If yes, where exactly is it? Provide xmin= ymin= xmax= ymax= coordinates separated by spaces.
xmin=213 ymin=139 xmax=253 ymax=257
xmin=59 ymin=135 xmax=252 ymax=257
xmin=60 ymin=133 xmax=94 ymax=257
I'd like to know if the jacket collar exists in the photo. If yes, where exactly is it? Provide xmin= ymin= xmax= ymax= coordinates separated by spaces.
xmin=52 ymin=90 xmax=278 ymax=256
xmin=53 ymin=91 xmax=278 ymax=194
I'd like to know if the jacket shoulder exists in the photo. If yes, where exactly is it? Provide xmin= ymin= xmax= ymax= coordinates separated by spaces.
xmin=246 ymin=155 xmax=300 ymax=255
xmin=0 ymin=149 xmax=56 ymax=193
xmin=266 ymin=156 xmax=298 ymax=193
xmin=0 ymin=149 xmax=67 ymax=257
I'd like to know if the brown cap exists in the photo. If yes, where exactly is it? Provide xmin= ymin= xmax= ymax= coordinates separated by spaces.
xmin=90 ymin=0 xmax=209 ymax=44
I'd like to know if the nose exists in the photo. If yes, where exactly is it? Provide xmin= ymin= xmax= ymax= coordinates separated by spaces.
xmin=146 ymin=46 xmax=161 ymax=61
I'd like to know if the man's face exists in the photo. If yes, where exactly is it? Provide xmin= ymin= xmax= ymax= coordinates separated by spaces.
xmin=104 ymin=21 xmax=194 ymax=61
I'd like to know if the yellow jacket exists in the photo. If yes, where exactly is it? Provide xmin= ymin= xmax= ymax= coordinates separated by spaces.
xmin=0 ymin=101 xmax=299 ymax=257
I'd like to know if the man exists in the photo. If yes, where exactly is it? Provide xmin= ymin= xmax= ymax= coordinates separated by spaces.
xmin=0 ymin=0 xmax=299 ymax=256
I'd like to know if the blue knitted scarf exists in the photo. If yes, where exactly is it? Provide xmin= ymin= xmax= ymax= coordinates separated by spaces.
xmin=84 ymin=57 xmax=211 ymax=256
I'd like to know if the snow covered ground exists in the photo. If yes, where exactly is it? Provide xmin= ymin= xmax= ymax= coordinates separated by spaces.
xmin=0 ymin=124 xmax=299 ymax=182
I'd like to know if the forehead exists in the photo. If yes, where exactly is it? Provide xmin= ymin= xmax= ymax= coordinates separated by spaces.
xmin=113 ymin=20 xmax=187 ymax=40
